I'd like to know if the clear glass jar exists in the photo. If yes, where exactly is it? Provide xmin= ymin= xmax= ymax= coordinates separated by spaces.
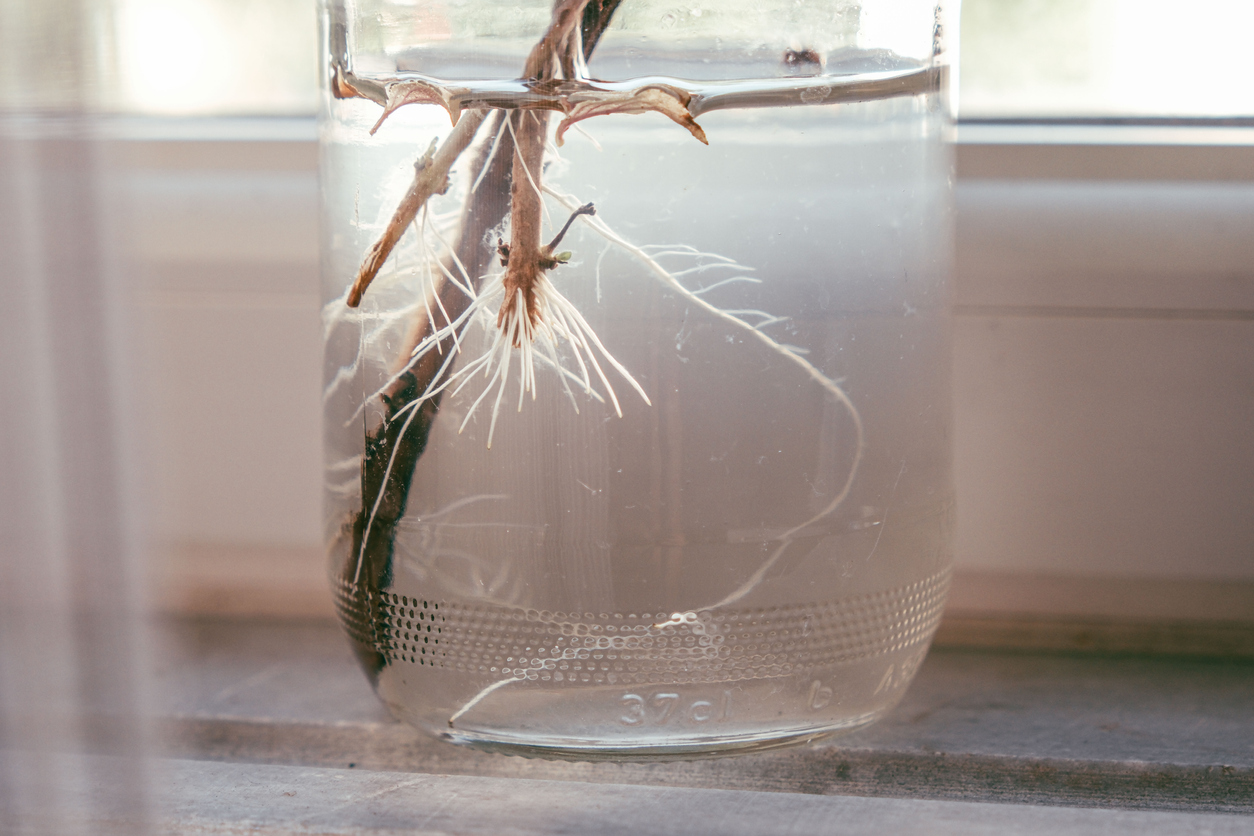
xmin=320 ymin=0 xmax=956 ymax=757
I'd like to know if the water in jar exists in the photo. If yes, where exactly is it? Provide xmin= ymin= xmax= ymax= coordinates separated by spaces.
xmin=321 ymin=1 xmax=954 ymax=756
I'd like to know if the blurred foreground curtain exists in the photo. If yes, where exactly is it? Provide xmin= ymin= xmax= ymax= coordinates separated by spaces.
xmin=0 ymin=0 xmax=151 ymax=832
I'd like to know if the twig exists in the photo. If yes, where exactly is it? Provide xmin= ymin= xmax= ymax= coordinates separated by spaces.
xmin=346 ymin=111 xmax=488 ymax=307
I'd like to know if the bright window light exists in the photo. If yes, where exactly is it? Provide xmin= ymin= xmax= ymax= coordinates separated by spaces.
xmin=112 ymin=0 xmax=317 ymax=115
xmin=115 ymin=0 xmax=226 ymax=112
xmin=960 ymin=0 xmax=1254 ymax=118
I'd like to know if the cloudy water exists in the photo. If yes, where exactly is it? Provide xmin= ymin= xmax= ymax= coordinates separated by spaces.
xmin=321 ymin=64 xmax=954 ymax=755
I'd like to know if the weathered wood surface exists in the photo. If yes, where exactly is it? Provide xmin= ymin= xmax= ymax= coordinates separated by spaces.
xmin=148 ymin=617 xmax=1254 ymax=813
xmin=158 ymin=716 xmax=1254 ymax=814
xmin=936 ymin=613 xmax=1254 ymax=660
xmin=44 ymin=753 xmax=1254 ymax=836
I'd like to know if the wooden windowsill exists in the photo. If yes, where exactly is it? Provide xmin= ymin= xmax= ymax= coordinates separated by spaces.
xmin=133 ymin=614 xmax=1254 ymax=833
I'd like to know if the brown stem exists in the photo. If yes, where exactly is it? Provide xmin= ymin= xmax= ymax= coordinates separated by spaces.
xmin=498 ymin=110 xmax=551 ymax=331
xmin=390 ymin=111 xmax=515 ymax=381
xmin=580 ymin=0 xmax=623 ymax=57
xmin=497 ymin=0 xmax=591 ymax=333
xmin=522 ymin=0 xmax=593 ymax=80
xmin=346 ymin=0 xmax=589 ymax=310
xmin=346 ymin=110 xmax=488 ymax=308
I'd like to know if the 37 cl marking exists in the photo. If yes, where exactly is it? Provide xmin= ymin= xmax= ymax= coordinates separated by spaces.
xmin=619 ymin=691 xmax=732 ymax=725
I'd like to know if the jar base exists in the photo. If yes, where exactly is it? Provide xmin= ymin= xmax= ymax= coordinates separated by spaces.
xmin=434 ymin=712 xmax=883 ymax=761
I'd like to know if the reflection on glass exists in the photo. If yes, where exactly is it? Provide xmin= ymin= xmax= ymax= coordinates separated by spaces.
xmin=104 ymin=0 xmax=1253 ymax=119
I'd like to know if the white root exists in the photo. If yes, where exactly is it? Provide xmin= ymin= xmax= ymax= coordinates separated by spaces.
xmin=443 ymin=185 xmax=870 ymax=723
xmin=345 ymin=97 xmax=866 ymax=705
xmin=543 ymin=185 xmax=865 ymax=611
xmin=329 ymin=196 xmax=479 ymax=427
xmin=348 ymin=180 xmax=864 ymax=604
xmin=352 ymin=265 xmax=648 ymax=583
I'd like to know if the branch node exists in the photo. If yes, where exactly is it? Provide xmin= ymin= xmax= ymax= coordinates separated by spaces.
xmin=370 ymin=79 xmax=465 ymax=135
xmin=556 ymin=85 xmax=709 ymax=146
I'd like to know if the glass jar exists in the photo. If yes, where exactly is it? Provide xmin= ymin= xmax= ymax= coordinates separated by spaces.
xmin=320 ymin=0 xmax=956 ymax=757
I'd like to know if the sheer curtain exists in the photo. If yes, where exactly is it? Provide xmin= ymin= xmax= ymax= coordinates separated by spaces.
xmin=0 ymin=1 xmax=151 ymax=831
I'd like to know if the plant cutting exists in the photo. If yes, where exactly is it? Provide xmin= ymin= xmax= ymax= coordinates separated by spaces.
xmin=322 ymin=0 xmax=955 ymax=756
